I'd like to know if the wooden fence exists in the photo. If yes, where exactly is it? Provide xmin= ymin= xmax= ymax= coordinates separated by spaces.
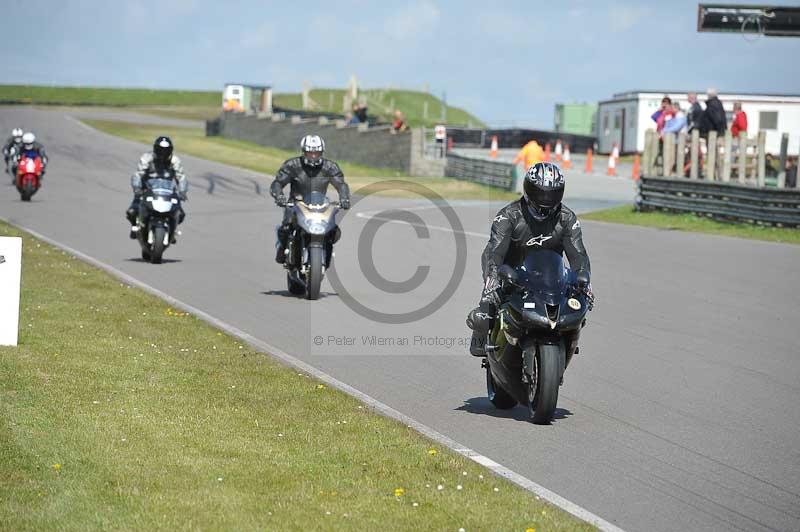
xmin=641 ymin=128 xmax=785 ymax=186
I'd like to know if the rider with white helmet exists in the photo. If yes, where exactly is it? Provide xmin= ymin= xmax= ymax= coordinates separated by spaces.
xmin=17 ymin=132 xmax=48 ymax=170
xmin=3 ymin=127 xmax=24 ymax=164
xmin=270 ymin=134 xmax=351 ymax=263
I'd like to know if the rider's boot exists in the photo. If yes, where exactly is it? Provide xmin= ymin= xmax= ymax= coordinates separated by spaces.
xmin=126 ymin=200 xmax=139 ymax=240
xmin=466 ymin=301 xmax=496 ymax=357
xmin=275 ymin=224 xmax=290 ymax=264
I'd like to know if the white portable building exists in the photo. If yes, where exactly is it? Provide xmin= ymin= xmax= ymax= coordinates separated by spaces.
xmin=597 ymin=90 xmax=800 ymax=155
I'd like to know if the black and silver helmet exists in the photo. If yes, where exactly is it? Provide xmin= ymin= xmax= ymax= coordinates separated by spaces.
xmin=153 ymin=136 xmax=174 ymax=169
xmin=300 ymin=134 xmax=325 ymax=167
xmin=523 ymin=162 xmax=565 ymax=220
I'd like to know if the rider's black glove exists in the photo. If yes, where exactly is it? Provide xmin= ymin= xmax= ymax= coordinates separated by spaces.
xmin=584 ymin=287 xmax=595 ymax=311
xmin=480 ymin=274 xmax=502 ymax=309
xmin=574 ymin=270 xmax=593 ymax=311
xmin=340 ymin=197 xmax=351 ymax=210
xmin=275 ymin=194 xmax=287 ymax=207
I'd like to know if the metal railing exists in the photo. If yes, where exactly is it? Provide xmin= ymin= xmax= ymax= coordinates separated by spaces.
xmin=635 ymin=176 xmax=800 ymax=226
xmin=444 ymin=154 xmax=514 ymax=190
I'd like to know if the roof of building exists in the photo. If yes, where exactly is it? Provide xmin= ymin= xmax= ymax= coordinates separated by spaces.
xmin=610 ymin=89 xmax=800 ymax=99
xmin=224 ymin=83 xmax=272 ymax=90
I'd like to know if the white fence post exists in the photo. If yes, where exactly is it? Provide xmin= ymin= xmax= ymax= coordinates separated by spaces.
xmin=757 ymin=130 xmax=767 ymax=187
xmin=676 ymin=132 xmax=687 ymax=178
xmin=0 ymin=237 xmax=22 ymax=346
xmin=722 ymin=131 xmax=732 ymax=182
xmin=738 ymin=132 xmax=747 ymax=184
xmin=690 ymin=129 xmax=700 ymax=179
xmin=706 ymin=131 xmax=718 ymax=181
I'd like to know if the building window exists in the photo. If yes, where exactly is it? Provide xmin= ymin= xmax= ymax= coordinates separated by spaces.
xmin=759 ymin=111 xmax=778 ymax=130
xmin=603 ymin=113 xmax=609 ymax=130
xmin=613 ymin=114 xmax=621 ymax=129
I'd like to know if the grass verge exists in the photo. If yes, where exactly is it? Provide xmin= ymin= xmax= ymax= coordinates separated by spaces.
xmin=0 ymin=220 xmax=593 ymax=531
xmin=583 ymin=204 xmax=800 ymax=245
xmin=0 ymin=85 xmax=218 ymax=107
xmin=82 ymin=119 xmax=517 ymax=201
xmin=274 ymin=88 xmax=486 ymax=128
xmin=1 ymin=85 xmax=485 ymax=127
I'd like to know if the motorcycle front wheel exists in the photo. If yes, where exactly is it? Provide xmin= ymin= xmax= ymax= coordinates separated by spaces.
xmin=305 ymin=247 xmax=323 ymax=300
xmin=150 ymin=226 xmax=167 ymax=264
xmin=527 ymin=344 xmax=561 ymax=424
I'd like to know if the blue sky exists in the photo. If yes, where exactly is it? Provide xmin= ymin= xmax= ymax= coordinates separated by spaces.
xmin=2 ymin=0 xmax=799 ymax=127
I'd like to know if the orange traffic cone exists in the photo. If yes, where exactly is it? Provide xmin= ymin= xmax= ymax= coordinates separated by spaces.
xmin=585 ymin=149 xmax=593 ymax=173
xmin=607 ymin=152 xmax=616 ymax=176
xmin=554 ymin=139 xmax=563 ymax=162
xmin=562 ymin=144 xmax=571 ymax=169
xmin=490 ymin=135 xmax=498 ymax=158
xmin=632 ymin=154 xmax=640 ymax=181
xmin=544 ymin=143 xmax=551 ymax=162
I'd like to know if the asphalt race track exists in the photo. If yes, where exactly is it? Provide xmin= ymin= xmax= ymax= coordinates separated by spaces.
xmin=2 ymin=107 xmax=799 ymax=532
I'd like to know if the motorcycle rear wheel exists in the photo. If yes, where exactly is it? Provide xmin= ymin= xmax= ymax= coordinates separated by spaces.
xmin=287 ymin=272 xmax=305 ymax=295
xmin=486 ymin=364 xmax=517 ymax=409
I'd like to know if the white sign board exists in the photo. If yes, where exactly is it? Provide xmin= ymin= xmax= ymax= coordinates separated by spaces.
xmin=0 ymin=237 xmax=22 ymax=346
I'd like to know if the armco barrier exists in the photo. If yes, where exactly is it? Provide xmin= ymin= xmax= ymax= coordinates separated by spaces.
xmin=636 ymin=176 xmax=800 ymax=227
xmin=445 ymin=153 xmax=514 ymax=190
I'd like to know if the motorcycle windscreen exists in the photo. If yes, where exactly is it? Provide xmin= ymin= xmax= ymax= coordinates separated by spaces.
xmin=147 ymin=178 xmax=176 ymax=196
xmin=518 ymin=249 xmax=568 ymax=306
xmin=302 ymin=190 xmax=329 ymax=209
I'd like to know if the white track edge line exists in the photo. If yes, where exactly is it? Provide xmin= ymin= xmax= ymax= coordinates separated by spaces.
xmin=2 ymin=223 xmax=626 ymax=532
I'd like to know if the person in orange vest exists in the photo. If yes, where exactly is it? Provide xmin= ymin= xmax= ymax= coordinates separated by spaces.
xmin=512 ymin=139 xmax=544 ymax=169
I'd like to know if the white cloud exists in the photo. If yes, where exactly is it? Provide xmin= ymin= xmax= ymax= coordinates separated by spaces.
xmin=608 ymin=4 xmax=651 ymax=32
xmin=239 ymin=21 xmax=276 ymax=49
xmin=383 ymin=1 xmax=440 ymax=40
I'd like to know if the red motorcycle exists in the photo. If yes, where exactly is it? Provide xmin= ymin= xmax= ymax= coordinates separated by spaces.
xmin=15 ymin=153 xmax=43 ymax=201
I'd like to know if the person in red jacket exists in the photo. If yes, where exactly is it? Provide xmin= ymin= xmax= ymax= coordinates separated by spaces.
xmin=731 ymin=101 xmax=748 ymax=137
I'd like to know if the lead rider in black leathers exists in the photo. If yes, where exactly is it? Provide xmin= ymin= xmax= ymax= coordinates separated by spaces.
xmin=270 ymin=134 xmax=351 ymax=264
xmin=467 ymin=161 xmax=593 ymax=356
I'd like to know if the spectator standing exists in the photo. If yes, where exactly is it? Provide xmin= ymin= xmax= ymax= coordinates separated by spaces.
xmin=730 ymin=101 xmax=748 ymax=137
xmin=686 ymin=92 xmax=704 ymax=133
xmin=663 ymin=102 xmax=687 ymax=135
xmin=434 ymin=124 xmax=447 ymax=157
xmin=651 ymin=96 xmax=674 ymax=135
xmin=702 ymin=88 xmax=727 ymax=136
xmin=355 ymin=103 xmax=368 ymax=124
xmin=512 ymin=139 xmax=544 ymax=169
xmin=391 ymin=110 xmax=407 ymax=133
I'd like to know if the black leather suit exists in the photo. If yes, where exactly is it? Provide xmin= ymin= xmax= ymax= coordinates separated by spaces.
xmin=468 ymin=199 xmax=590 ymax=355
xmin=482 ymin=199 xmax=590 ymax=285
xmin=270 ymin=157 xmax=351 ymax=263
xmin=270 ymin=156 xmax=350 ymax=206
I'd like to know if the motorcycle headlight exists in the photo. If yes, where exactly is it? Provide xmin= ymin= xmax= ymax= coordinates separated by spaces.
xmin=151 ymin=198 xmax=173 ymax=213
xmin=306 ymin=220 xmax=328 ymax=235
